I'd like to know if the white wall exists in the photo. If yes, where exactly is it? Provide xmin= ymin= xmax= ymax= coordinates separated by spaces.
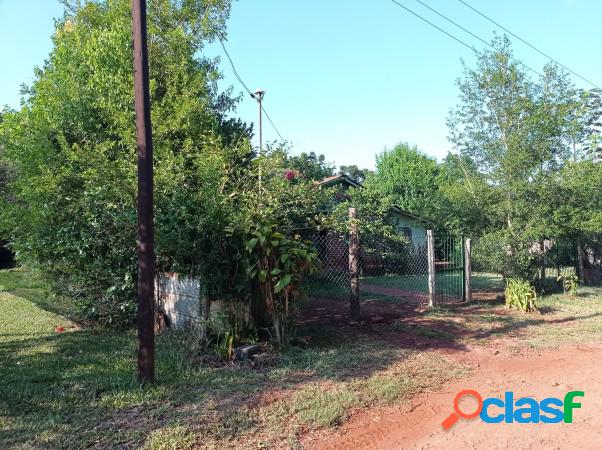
xmin=156 ymin=273 xmax=202 ymax=329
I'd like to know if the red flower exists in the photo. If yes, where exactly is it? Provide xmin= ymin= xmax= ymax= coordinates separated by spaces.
xmin=284 ymin=169 xmax=297 ymax=181
xmin=55 ymin=326 xmax=65 ymax=333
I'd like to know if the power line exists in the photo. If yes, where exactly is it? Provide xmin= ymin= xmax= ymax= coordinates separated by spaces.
xmin=389 ymin=0 xmax=483 ymax=57
xmin=410 ymin=0 xmax=542 ymax=77
xmin=261 ymin=105 xmax=285 ymax=142
xmin=219 ymin=38 xmax=254 ymax=98
xmin=456 ymin=0 xmax=600 ymax=89
xmin=218 ymin=38 xmax=286 ymax=142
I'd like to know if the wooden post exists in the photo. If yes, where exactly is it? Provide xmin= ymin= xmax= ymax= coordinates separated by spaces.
xmin=427 ymin=230 xmax=435 ymax=308
xmin=349 ymin=208 xmax=360 ymax=321
xmin=132 ymin=0 xmax=155 ymax=384
xmin=464 ymin=238 xmax=472 ymax=302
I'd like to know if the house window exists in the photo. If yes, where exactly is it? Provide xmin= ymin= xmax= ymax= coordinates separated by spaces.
xmin=402 ymin=227 xmax=412 ymax=241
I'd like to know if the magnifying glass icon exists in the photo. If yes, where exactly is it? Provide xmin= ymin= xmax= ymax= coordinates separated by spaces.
xmin=441 ymin=390 xmax=483 ymax=430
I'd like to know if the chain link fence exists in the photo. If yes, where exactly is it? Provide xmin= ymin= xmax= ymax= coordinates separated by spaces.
xmin=471 ymin=234 xmax=602 ymax=292
xmin=303 ymin=227 xmax=466 ymax=305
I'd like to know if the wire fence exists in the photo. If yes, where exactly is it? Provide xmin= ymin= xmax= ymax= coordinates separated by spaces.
xmin=303 ymin=229 xmax=466 ymax=305
xmin=471 ymin=235 xmax=602 ymax=291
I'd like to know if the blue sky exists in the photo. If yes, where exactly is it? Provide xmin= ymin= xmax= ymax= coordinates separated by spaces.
xmin=1 ymin=0 xmax=600 ymax=169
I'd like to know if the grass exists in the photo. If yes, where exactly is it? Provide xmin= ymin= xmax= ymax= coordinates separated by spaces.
xmin=408 ymin=284 xmax=602 ymax=348
xmin=304 ymin=272 xmax=503 ymax=303
xmin=0 ymin=268 xmax=463 ymax=450
xmin=2 ymin=267 xmax=600 ymax=449
xmin=362 ymin=271 xmax=503 ymax=299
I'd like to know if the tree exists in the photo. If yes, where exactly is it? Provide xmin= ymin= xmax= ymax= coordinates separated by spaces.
xmin=434 ymin=152 xmax=495 ymax=236
xmin=0 ymin=0 xmax=247 ymax=325
xmin=447 ymin=36 xmax=583 ymax=279
xmin=338 ymin=165 xmax=372 ymax=184
xmin=367 ymin=142 xmax=439 ymax=221
xmin=580 ymin=88 xmax=602 ymax=160
xmin=286 ymin=151 xmax=334 ymax=181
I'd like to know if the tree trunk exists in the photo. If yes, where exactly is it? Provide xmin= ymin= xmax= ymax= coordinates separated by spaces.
xmin=538 ymin=240 xmax=546 ymax=283
xmin=576 ymin=238 xmax=586 ymax=284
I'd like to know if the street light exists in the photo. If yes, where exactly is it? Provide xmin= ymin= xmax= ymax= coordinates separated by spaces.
xmin=253 ymin=89 xmax=265 ymax=184
xmin=253 ymin=89 xmax=265 ymax=154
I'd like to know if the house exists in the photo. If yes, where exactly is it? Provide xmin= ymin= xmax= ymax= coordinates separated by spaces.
xmin=316 ymin=174 xmax=428 ymax=248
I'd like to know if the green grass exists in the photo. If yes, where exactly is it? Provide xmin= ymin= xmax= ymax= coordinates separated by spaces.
xmin=305 ymin=272 xmax=502 ymax=303
xmin=361 ymin=271 xmax=502 ymax=298
xmin=3 ymin=267 xmax=598 ymax=449
xmin=408 ymin=284 xmax=602 ymax=348
xmin=0 ymin=268 xmax=462 ymax=449
xmin=471 ymin=272 xmax=504 ymax=291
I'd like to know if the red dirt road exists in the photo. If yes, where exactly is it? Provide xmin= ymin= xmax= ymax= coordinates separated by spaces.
xmin=304 ymin=342 xmax=602 ymax=449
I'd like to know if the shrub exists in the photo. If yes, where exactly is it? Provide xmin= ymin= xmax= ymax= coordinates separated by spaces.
xmin=505 ymin=279 xmax=538 ymax=313
xmin=473 ymin=230 xmax=540 ymax=280
xmin=557 ymin=268 xmax=579 ymax=296
xmin=0 ymin=0 xmax=248 ymax=327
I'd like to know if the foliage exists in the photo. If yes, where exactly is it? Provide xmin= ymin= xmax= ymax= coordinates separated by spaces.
xmin=285 ymin=150 xmax=335 ymax=181
xmin=472 ymin=230 xmax=540 ymax=281
xmin=368 ymin=142 xmax=439 ymax=220
xmin=0 ymin=0 xmax=250 ymax=325
xmin=338 ymin=165 xmax=372 ymax=184
xmin=447 ymin=36 xmax=588 ymax=276
xmin=226 ymin=151 xmax=325 ymax=346
xmin=548 ymin=160 xmax=602 ymax=236
xmin=557 ymin=268 xmax=579 ymax=296
xmin=240 ymin=224 xmax=318 ymax=347
xmin=434 ymin=153 xmax=495 ymax=236
xmin=505 ymin=278 xmax=538 ymax=313
xmin=579 ymin=88 xmax=602 ymax=159
xmin=331 ymin=178 xmax=410 ymax=249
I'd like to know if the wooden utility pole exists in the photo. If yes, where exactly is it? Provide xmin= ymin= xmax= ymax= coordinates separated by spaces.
xmin=427 ymin=230 xmax=435 ymax=308
xmin=132 ymin=0 xmax=155 ymax=384
xmin=349 ymin=208 xmax=360 ymax=321
xmin=464 ymin=238 xmax=472 ymax=302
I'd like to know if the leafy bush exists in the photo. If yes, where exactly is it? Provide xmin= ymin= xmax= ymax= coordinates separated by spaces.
xmin=473 ymin=230 xmax=539 ymax=280
xmin=225 ymin=152 xmax=326 ymax=346
xmin=505 ymin=279 xmax=538 ymax=313
xmin=557 ymin=268 xmax=579 ymax=296
xmin=0 ymin=0 xmax=247 ymax=326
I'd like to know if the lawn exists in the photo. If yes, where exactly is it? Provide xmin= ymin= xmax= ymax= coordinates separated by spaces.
xmin=394 ymin=284 xmax=602 ymax=349
xmin=0 ymin=268 xmax=463 ymax=449
xmin=1 ymin=268 xmax=600 ymax=449
xmin=306 ymin=271 xmax=503 ymax=301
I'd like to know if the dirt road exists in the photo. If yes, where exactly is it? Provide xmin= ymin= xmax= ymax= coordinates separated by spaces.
xmin=304 ymin=342 xmax=602 ymax=449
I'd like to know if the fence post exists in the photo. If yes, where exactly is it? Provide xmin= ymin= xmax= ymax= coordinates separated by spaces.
xmin=349 ymin=207 xmax=360 ymax=321
xmin=427 ymin=229 xmax=435 ymax=308
xmin=464 ymin=238 xmax=472 ymax=302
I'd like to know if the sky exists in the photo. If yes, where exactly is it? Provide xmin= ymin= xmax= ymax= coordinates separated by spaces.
xmin=1 ymin=0 xmax=601 ymax=170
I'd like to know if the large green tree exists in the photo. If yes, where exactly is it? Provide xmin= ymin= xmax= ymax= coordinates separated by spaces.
xmin=366 ymin=142 xmax=439 ymax=220
xmin=0 ymin=0 xmax=250 ymax=324
xmin=447 ymin=36 xmax=586 ymax=279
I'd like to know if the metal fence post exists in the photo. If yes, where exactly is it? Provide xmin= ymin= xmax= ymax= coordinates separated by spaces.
xmin=464 ymin=238 xmax=472 ymax=302
xmin=427 ymin=229 xmax=435 ymax=307
xmin=349 ymin=207 xmax=360 ymax=321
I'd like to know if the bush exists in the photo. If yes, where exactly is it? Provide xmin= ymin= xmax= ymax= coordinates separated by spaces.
xmin=557 ymin=268 xmax=579 ymax=296
xmin=0 ymin=0 xmax=245 ymax=327
xmin=505 ymin=279 xmax=537 ymax=313
xmin=473 ymin=230 xmax=539 ymax=280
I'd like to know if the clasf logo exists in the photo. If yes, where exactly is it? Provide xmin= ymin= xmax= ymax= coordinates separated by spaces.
xmin=442 ymin=389 xmax=584 ymax=429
